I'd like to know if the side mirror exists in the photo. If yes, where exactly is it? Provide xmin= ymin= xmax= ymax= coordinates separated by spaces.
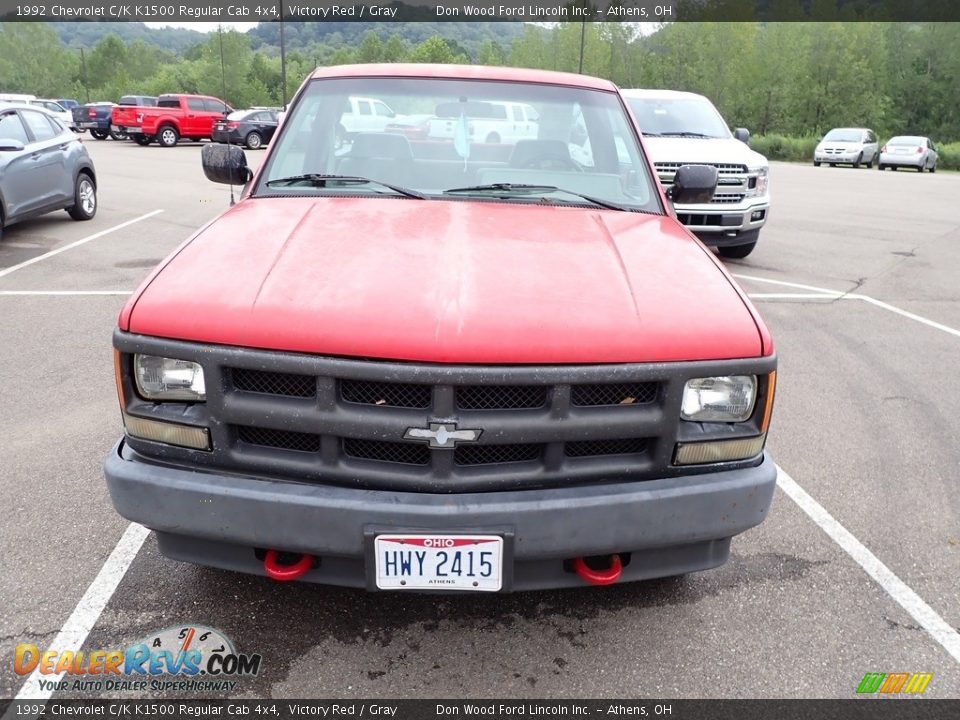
xmin=733 ymin=127 xmax=750 ymax=144
xmin=201 ymin=143 xmax=251 ymax=185
xmin=0 ymin=139 xmax=25 ymax=152
xmin=669 ymin=164 xmax=718 ymax=205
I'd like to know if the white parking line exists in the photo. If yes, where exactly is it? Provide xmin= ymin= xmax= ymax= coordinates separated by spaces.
xmin=776 ymin=466 xmax=960 ymax=665
xmin=0 ymin=291 xmax=133 ymax=296
xmin=14 ymin=523 xmax=149 ymax=701
xmin=737 ymin=273 xmax=960 ymax=339
xmin=0 ymin=210 xmax=163 ymax=281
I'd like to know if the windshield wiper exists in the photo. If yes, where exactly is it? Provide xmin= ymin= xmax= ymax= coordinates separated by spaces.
xmin=265 ymin=174 xmax=425 ymax=199
xmin=658 ymin=132 xmax=717 ymax=139
xmin=443 ymin=183 xmax=633 ymax=212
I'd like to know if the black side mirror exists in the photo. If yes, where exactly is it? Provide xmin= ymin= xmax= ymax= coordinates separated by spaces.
xmin=669 ymin=164 xmax=718 ymax=205
xmin=201 ymin=143 xmax=251 ymax=185
xmin=733 ymin=128 xmax=750 ymax=144
xmin=0 ymin=138 xmax=25 ymax=152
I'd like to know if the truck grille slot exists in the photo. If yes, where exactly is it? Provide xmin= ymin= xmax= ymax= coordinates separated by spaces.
xmin=565 ymin=438 xmax=649 ymax=458
xmin=343 ymin=438 xmax=431 ymax=466
xmin=571 ymin=382 xmax=658 ymax=406
xmin=456 ymin=385 xmax=548 ymax=410
xmin=340 ymin=380 xmax=431 ymax=409
xmin=237 ymin=426 xmax=321 ymax=453
xmin=655 ymin=162 xmax=748 ymax=175
xmin=454 ymin=444 xmax=542 ymax=466
xmin=232 ymin=368 xmax=316 ymax=398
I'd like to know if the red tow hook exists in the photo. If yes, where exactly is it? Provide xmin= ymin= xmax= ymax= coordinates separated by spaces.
xmin=263 ymin=549 xmax=314 ymax=582
xmin=573 ymin=554 xmax=623 ymax=586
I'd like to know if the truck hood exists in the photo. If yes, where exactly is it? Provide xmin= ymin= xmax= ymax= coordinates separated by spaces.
xmin=125 ymin=198 xmax=763 ymax=364
xmin=642 ymin=137 xmax=768 ymax=168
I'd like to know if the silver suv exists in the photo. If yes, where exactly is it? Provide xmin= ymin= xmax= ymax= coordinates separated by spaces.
xmin=0 ymin=103 xmax=97 ymax=241
xmin=814 ymin=128 xmax=879 ymax=168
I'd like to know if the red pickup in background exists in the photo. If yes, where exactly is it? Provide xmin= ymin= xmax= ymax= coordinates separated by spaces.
xmin=111 ymin=94 xmax=232 ymax=147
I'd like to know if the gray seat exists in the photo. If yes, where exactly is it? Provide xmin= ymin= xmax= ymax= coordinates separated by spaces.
xmin=338 ymin=133 xmax=414 ymax=185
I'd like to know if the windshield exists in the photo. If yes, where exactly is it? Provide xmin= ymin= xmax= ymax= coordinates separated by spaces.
xmin=258 ymin=77 xmax=660 ymax=213
xmin=625 ymin=96 xmax=731 ymax=139
xmin=823 ymin=129 xmax=864 ymax=142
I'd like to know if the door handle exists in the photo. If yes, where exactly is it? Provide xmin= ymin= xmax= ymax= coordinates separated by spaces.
xmin=30 ymin=152 xmax=41 ymax=160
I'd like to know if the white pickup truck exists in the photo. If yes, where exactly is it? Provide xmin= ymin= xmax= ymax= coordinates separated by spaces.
xmin=621 ymin=89 xmax=770 ymax=259
xmin=427 ymin=100 xmax=539 ymax=145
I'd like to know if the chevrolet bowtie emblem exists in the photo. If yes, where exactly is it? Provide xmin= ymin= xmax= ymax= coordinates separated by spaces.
xmin=403 ymin=422 xmax=482 ymax=449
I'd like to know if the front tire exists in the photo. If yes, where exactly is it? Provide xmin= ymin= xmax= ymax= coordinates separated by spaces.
xmin=813 ymin=161 xmax=821 ymax=167
xmin=132 ymin=133 xmax=151 ymax=146
xmin=853 ymin=152 xmax=862 ymax=169
xmin=717 ymin=230 xmax=760 ymax=260
xmin=245 ymin=131 xmax=263 ymax=150
xmin=90 ymin=129 xmax=109 ymax=140
xmin=930 ymin=162 xmax=936 ymax=173
xmin=66 ymin=173 xmax=97 ymax=221
xmin=109 ymin=129 xmax=128 ymax=141
xmin=157 ymin=124 xmax=179 ymax=148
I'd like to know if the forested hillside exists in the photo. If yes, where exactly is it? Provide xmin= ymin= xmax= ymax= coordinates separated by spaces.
xmin=2 ymin=21 xmax=957 ymax=142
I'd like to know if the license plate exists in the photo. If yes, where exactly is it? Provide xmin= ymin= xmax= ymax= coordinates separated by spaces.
xmin=894 ymin=148 xmax=909 ymax=154
xmin=374 ymin=534 xmax=503 ymax=591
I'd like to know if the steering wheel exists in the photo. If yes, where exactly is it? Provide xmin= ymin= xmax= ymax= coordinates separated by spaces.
xmin=520 ymin=155 xmax=584 ymax=172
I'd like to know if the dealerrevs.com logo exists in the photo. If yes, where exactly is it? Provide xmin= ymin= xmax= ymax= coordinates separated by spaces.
xmin=14 ymin=625 xmax=261 ymax=693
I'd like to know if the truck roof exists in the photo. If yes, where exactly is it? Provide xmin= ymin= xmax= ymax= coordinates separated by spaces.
xmin=310 ymin=64 xmax=617 ymax=92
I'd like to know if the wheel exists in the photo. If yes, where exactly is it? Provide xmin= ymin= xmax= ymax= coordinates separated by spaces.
xmin=829 ymin=163 xmax=835 ymax=167
xmin=813 ymin=161 xmax=821 ymax=167
xmin=485 ymin=132 xmax=501 ymax=144
xmin=930 ymin=162 xmax=936 ymax=173
xmin=132 ymin=133 xmax=151 ymax=146
xmin=66 ymin=172 xmax=97 ymax=221
xmin=157 ymin=124 xmax=179 ymax=148
xmin=916 ymin=164 xmax=923 ymax=172
xmin=878 ymin=164 xmax=885 ymax=170
xmin=853 ymin=152 xmax=862 ymax=168
xmin=109 ymin=129 xmax=128 ymax=141
xmin=717 ymin=231 xmax=759 ymax=259
xmin=245 ymin=131 xmax=263 ymax=150
xmin=90 ymin=129 xmax=108 ymax=140
xmin=865 ymin=153 xmax=874 ymax=168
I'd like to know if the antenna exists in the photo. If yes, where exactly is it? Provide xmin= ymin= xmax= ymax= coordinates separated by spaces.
xmin=218 ymin=25 xmax=236 ymax=206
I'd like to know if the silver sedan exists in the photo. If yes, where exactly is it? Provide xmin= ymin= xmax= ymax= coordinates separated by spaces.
xmin=878 ymin=136 xmax=939 ymax=172
xmin=0 ymin=103 xmax=97 ymax=242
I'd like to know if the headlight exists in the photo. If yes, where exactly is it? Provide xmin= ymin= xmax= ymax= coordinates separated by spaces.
xmin=681 ymin=375 xmax=756 ymax=423
xmin=134 ymin=354 xmax=206 ymax=401
xmin=748 ymin=166 xmax=769 ymax=197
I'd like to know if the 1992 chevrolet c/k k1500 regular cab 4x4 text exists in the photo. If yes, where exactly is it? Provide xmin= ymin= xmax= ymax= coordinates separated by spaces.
xmin=105 ymin=64 xmax=778 ymax=592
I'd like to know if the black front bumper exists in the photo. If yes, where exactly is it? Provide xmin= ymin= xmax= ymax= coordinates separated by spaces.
xmin=105 ymin=440 xmax=778 ymax=591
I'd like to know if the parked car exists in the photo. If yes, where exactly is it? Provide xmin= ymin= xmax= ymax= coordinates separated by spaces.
xmin=427 ymin=100 xmax=539 ymax=145
xmin=104 ymin=64 xmax=778 ymax=593
xmin=813 ymin=128 xmax=879 ymax=168
xmin=57 ymin=99 xmax=80 ymax=111
xmin=73 ymin=102 xmax=124 ymax=140
xmin=211 ymin=108 xmax=279 ymax=150
xmin=0 ymin=103 xmax=97 ymax=242
xmin=622 ymin=88 xmax=770 ymax=259
xmin=111 ymin=93 xmax=232 ymax=147
xmin=28 ymin=99 xmax=76 ymax=130
xmin=878 ymin=135 xmax=938 ymax=172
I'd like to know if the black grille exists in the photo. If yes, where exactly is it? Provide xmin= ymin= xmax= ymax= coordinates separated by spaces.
xmin=571 ymin=382 xmax=658 ymax=406
xmin=237 ymin=426 xmax=321 ymax=453
xmin=565 ymin=438 xmax=649 ymax=458
xmin=342 ymin=438 xmax=431 ymax=466
xmin=232 ymin=368 xmax=316 ymax=398
xmin=455 ymin=444 xmax=542 ymax=466
xmin=340 ymin=380 xmax=431 ymax=409
xmin=456 ymin=385 xmax=548 ymax=410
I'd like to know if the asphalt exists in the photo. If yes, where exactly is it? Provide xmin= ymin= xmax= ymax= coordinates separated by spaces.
xmin=1 ymin=140 xmax=958 ymax=700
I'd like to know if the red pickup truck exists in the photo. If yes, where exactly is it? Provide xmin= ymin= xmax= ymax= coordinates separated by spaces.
xmin=105 ymin=64 xmax=778 ymax=592
xmin=111 ymin=94 xmax=232 ymax=147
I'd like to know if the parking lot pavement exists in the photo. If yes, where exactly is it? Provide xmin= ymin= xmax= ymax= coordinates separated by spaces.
xmin=2 ymin=147 xmax=959 ymax=699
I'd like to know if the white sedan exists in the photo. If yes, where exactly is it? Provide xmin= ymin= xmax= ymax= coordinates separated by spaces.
xmin=878 ymin=136 xmax=939 ymax=172
xmin=29 ymin=99 xmax=77 ymax=131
